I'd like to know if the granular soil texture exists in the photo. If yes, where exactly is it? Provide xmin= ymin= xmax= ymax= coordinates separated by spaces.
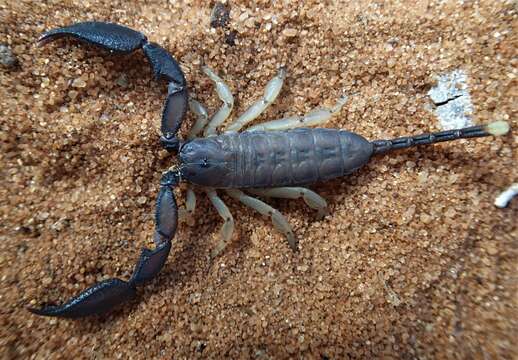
xmin=1 ymin=1 xmax=517 ymax=358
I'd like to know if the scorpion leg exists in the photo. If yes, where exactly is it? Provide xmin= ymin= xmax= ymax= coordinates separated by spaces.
xmin=202 ymin=66 xmax=234 ymax=137
xmin=249 ymin=187 xmax=329 ymax=220
xmin=38 ymin=21 xmax=188 ymax=152
xmin=29 ymin=171 xmax=179 ymax=317
xmin=206 ymin=189 xmax=235 ymax=258
xmin=225 ymin=189 xmax=296 ymax=251
xmin=247 ymin=94 xmax=348 ymax=132
xmin=187 ymin=99 xmax=210 ymax=139
xmin=225 ymin=67 xmax=286 ymax=133
xmin=178 ymin=187 xmax=196 ymax=225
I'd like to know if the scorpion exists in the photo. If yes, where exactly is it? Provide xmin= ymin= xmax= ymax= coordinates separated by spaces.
xmin=29 ymin=22 xmax=510 ymax=318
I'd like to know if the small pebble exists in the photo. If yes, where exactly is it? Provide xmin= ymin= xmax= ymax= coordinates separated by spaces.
xmin=282 ymin=28 xmax=298 ymax=37
xmin=72 ymin=78 xmax=87 ymax=88
xmin=210 ymin=2 xmax=230 ymax=29
xmin=0 ymin=44 xmax=17 ymax=67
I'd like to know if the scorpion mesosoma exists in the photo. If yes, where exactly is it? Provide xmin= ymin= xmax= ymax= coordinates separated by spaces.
xmin=29 ymin=22 xmax=510 ymax=318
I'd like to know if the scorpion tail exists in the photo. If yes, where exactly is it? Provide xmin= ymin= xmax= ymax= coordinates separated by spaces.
xmin=28 ymin=171 xmax=179 ymax=318
xmin=371 ymin=120 xmax=510 ymax=155
xmin=39 ymin=21 xmax=187 ymax=153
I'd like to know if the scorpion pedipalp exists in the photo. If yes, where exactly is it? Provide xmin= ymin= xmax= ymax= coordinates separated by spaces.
xmin=28 ymin=171 xmax=179 ymax=318
xmin=39 ymin=21 xmax=188 ymax=152
xmin=141 ymin=41 xmax=188 ymax=143
xmin=28 ymin=172 xmax=179 ymax=317
xmin=129 ymin=172 xmax=179 ymax=286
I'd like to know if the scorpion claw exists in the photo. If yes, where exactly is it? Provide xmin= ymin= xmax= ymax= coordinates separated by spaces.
xmin=29 ymin=171 xmax=180 ymax=318
xmin=142 ymin=42 xmax=186 ymax=85
xmin=38 ymin=21 xmax=147 ymax=53
xmin=130 ymin=240 xmax=173 ymax=286
xmin=28 ymin=278 xmax=136 ymax=318
xmin=39 ymin=21 xmax=188 ymax=152
xmin=142 ymin=43 xmax=187 ymax=142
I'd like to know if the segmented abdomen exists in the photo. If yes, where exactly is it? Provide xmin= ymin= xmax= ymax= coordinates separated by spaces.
xmin=233 ymin=128 xmax=373 ymax=187
xmin=181 ymin=128 xmax=373 ymax=189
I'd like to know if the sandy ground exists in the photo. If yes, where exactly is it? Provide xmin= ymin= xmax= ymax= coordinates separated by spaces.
xmin=1 ymin=0 xmax=517 ymax=358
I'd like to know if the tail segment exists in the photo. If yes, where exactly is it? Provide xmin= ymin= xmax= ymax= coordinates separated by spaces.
xmin=371 ymin=121 xmax=509 ymax=155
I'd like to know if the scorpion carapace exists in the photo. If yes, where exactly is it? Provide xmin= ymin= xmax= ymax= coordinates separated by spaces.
xmin=29 ymin=21 xmax=510 ymax=318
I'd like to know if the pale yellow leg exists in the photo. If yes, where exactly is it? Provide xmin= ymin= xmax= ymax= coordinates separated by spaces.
xmin=248 ymin=187 xmax=329 ymax=219
xmin=247 ymin=95 xmax=348 ymax=132
xmin=202 ymin=66 xmax=234 ymax=136
xmin=225 ymin=189 xmax=297 ymax=251
xmin=206 ymin=189 xmax=235 ymax=258
xmin=188 ymin=99 xmax=209 ymax=139
xmin=225 ymin=67 xmax=287 ymax=133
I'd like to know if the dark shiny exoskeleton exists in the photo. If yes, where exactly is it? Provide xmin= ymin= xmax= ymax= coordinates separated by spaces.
xmin=28 ymin=22 xmax=506 ymax=318
xmin=180 ymin=129 xmax=373 ymax=188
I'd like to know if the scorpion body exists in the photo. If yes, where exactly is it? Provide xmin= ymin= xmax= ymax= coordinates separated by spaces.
xmin=180 ymin=128 xmax=372 ymax=188
xmin=28 ymin=22 xmax=509 ymax=318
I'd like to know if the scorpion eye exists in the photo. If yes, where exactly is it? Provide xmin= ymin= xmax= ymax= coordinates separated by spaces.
xmin=201 ymin=158 xmax=209 ymax=168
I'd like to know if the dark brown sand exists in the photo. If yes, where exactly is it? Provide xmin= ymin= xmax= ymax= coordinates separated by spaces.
xmin=1 ymin=0 xmax=517 ymax=358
